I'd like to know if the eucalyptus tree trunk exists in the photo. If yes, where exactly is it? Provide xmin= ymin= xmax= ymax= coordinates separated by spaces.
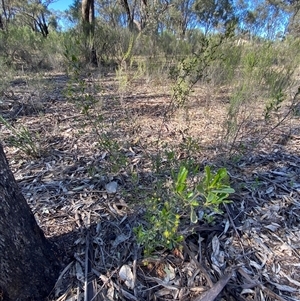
xmin=0 ymin=144 xmax=60 ymax=301
xmin=82 ymin=0 xmax=97 ymax=66
xmin=120 ymin=0 xmax=148 ymax=31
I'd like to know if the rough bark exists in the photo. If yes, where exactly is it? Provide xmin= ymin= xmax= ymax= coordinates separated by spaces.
xmin=0 ymin=144 xmax=60 ymax=301
xmin=82 ymin=0 xmax=97 ymax=66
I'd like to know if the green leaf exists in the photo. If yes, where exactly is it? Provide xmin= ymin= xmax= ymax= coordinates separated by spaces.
xmin=217 ymin=168 xmax=228 ymax=179
xmin=206 ymin=192 xmax=216 ymax=204
xmin=210 ymin=168 xmax=225 ymax=187
xmin=196 ymin=184 xmax=205 ymax=194
xmin=211 ymin=187 xmax=235 ymax=194
xmin=71 ymin=54 xmax=78 ymax=62
xmin=203 ymin=166 xmax=212 ymax=187
xmin=176 ymin=166 xmax=188 ymax=193
xmin=190 ymin=207 xmax=198 ymax=224
xmin=187 ymin=192 xmax=194 ymax=199
xmin=190 ymin=199 xmax=199 ymax=207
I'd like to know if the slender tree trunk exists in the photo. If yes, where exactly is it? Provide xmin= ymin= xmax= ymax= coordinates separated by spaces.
xmin=0 ymin=15 xmax=3 ymax=30
xmin=0 ymin=144 xmax=61 ymax=301
xmin=120 ymin=0 xmax=134 ymax=30
xmin=82 ymin=0 xmax=97 ymax=66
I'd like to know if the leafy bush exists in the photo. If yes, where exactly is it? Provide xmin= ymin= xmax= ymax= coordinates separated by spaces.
xmin=225 ymin=39 xmax=299 ymax=147
xmin=0 ymin=25 xmax=73 ymax=71
xmin=206 ymin=40 xmax=243 ymax=86
xmin=134 ymin=165 xmax=235 ymax=256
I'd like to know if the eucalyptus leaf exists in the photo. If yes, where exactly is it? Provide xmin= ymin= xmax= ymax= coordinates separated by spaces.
xmin=190 ymin=207 xmax=198 ymax=223
xmin=176 ymin=166 xmax=188 ymax=193
xmin=211 ymin=187 xmax=235 ymax=194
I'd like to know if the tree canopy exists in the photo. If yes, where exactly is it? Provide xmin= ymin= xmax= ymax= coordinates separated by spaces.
xmin=1 ymin=0 xmax=299 ymax=38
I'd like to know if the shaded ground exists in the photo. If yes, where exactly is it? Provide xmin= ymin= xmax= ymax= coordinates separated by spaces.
xmin=0 ymin=70 xmax=300 ymax=301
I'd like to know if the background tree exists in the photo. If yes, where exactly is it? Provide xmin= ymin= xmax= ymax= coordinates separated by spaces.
xmin=0 ymin=143 xmax=61 ymax=301
xmin=119 ymin=0 xmax=150 ymax=31
xmin=82 ymin=0 xmax=97 ymax=65
xmin=0 ymin=0 xmax=14 ymax=30
xmin=234 ymin=0 xmax=292 ymax=39
xmin=164 ymin=0 xmax=196 ymax=38
xmin=118 ymin=0 xmax=170 ymax=33
xmin=17 ymin=0 xmax=50 ymax=37
xmin=268 ymin=0 xmax=300 ymax=36
xmin=66 ymin=0 xmax=81 ymax=25
xmin=0 ymin=0 xmax=57 ymax=36
xmin=193 ymin=0 xmax=235 ymax=35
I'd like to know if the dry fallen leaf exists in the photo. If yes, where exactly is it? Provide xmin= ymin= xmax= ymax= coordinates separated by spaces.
xmin=105 ymin=181 xmax=118 ymax=194
xmin=119 ymin=264 xmax=134 ymax=289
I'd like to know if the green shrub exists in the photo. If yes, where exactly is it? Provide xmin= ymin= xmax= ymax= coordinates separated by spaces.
xmin=134 ymin=165 xmax=235 ymax=256
xmin=0 ymin=25 xmax=73 ymax=71
xmin=225 ymin=39 xmax=299 ymax=147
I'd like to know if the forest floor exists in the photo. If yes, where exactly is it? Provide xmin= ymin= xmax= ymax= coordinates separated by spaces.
xmin=1 ymin=70 xmax=300 ymax=301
